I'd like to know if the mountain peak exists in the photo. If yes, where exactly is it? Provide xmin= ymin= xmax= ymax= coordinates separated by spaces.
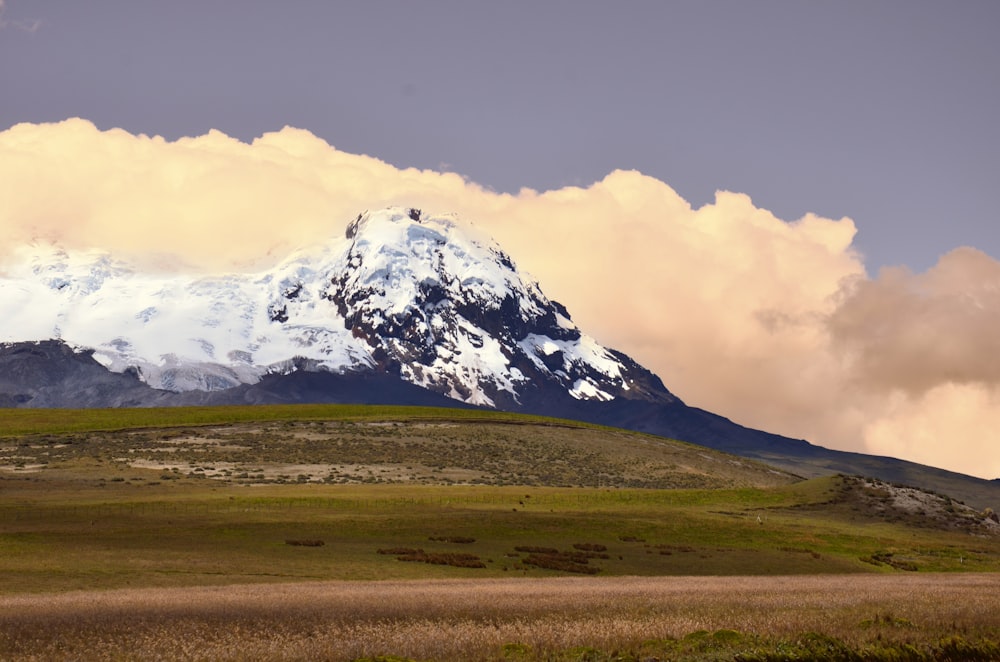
xmin=324 ymin=206 xmax=664 ymax=407
xmin=0 ymin=207 xmax=677 ymax=408
xmin=345 ymin=206 xmax=442 ymax=238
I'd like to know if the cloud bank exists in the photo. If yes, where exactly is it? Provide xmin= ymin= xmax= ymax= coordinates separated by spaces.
xmin=1 ymin=118 xmax=997 ymax=479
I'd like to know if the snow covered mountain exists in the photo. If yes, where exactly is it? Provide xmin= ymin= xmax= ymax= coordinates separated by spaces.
xmin=0 ymin=207 xmax=673 ymax=409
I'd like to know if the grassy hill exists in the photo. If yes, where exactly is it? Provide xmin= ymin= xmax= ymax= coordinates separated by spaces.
xmin=1 ymin=405 xmax=998 ymax=595
xmin=0 ymin=404 xmax=799 ymax=490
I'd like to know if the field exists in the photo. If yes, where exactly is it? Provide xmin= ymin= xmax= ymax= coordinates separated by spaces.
xmin=3 ymin=574 xmax=999 ymax=661
xmin=1 ymin=405 xmax=999 ymax=660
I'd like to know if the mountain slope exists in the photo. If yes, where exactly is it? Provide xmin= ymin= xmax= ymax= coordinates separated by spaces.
xmin=0 ymin=340 xmax=173 ymax=408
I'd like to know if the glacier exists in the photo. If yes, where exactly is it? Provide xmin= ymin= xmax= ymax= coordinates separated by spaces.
xmin=0 ymin=207 xmax=644 ymax=406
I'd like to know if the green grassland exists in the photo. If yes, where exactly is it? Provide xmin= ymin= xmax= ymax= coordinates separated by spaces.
xmin=2 ymin=405 xmax=998 ymax=595
xmin=0 ymin=404 xmax=555 ymax=437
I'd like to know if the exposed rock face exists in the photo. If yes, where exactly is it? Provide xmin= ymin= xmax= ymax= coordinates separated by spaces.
xmin=321 ymin=208 xmax=675 ymax=409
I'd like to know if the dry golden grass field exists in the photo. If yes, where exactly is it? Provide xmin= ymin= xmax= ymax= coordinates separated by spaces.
xmin=1 ymin=574 xmax=998 ymax=660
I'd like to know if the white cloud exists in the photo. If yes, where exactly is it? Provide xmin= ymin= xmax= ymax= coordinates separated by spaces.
xmin=863 ymin=383 xmax=1000 ymax=481
xmin=1 ymin=118 xmax=997 ymax=479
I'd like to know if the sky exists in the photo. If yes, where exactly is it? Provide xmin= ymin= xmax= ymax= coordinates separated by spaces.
xmin=1 ymin=1 xmax=999 ymax=479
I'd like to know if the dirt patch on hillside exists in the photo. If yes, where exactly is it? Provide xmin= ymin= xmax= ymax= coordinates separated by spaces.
xmin=849 ymin=476 xmax=999 ymax=535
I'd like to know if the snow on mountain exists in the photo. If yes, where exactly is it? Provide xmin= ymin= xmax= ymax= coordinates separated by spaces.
xmin=0 ymin=207 xmax=668 ymax=407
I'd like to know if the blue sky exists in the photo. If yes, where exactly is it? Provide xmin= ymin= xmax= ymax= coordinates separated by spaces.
xmin=2 ymin=0 xmax=997 ymax=273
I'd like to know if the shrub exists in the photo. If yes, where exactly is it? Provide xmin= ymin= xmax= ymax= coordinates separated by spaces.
xmin=394 ymin=551 xmax=486 ymax=569
xmin=573 ymin=543 xmax=607 ymax=552
xmin=377 ymin=547 xmax=423 ymax=555
xmin=428 ymin=536 xmax=476 ymax=544
xmin=521 ymin=552 xmax=600 ymax=575
xmin=514 ymin=545 xmax=559 ymax=554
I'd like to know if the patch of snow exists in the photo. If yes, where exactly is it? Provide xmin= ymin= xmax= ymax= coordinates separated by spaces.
xmin=570 ymin=379 xmax=614 ymax=402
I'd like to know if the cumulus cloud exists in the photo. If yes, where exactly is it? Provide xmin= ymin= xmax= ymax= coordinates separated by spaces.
xmin=1 ymin=118 xmax=997 ymax=479
xmin=862 ymin=383 xmax=1000 ymax=481
xmin=829 ymin=248 xmax=1000 ymax=393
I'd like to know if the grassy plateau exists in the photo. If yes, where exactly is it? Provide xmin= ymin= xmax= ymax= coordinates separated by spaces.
xmin=1 ymin=404 xmax=998 ymax=660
